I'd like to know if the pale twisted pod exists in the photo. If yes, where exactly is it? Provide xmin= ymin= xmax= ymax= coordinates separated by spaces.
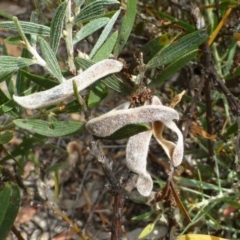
xmin=86 ymin=105 xmax=179 ymax=137
xmin=151 ymin=96 xmax=184 ymax=167
xmin=86 ymin=96 xmax=183 ymax=196
xmin=126 ymin=130 xmax=153 ymax=196
xmin=13 ymin=59 xmax=123 ymax=109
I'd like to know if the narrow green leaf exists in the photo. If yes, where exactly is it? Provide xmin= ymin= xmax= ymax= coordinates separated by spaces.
xmin=147 ymin=30 xmax=208 ymax=68
xmin=0 ymin=183 xmax=21 ymax=240
xmin=89 ymin=10 xmax=120 ymax=58
xmin=140 ymin=33 xmax=174 ymax=63
xmin=0 ymin=135 xmax=46 ymax=163
xmin=156 ymin=11 xmax=195 ymax=32
xmin=87 ymin=82 xmax=108 ymax=108
xmin=102 ymin=124 xmax=151 ymax=140
xmin=0 ymin=71 xmax=13 ymax=84
xmin=224 ymin=122 xmax=237 ymax=136
xmin=93 ymin=31 xmax=118 ymax=61
xmin=222 ymin=199 xmax=240 ymax=209
xmin=225 ymin=65 xmax=240 ymax=80
xmin=20 ymin=69 xmax=58 ymax=89
xmin=5 ymin=76 xmax=14 ymax=97
xmin=0 ymin=132 xmax=13 ymax=145
xmin=53 ymin=171 xmax=60 ymax=201
xmin=72 ymin=80 xmax=85 ymax=108
xmin=217 ymin=0 xmax=240 ymax=9
xmin=149 ymin=50 xmax=198 ymax=87
xmin=75 ymin=57 xmax=132 ymax=94
xmin=74 ymin=0 xmax=119 ymax=23
xmin=73 ymin=17 xmax=109 ymax=45
xmin=138 ymin=223 xmax=155 ymax=239
xmin=46 ymin=162 xmax=70 ymax=172
xmin=0 ymin=56 xmax=35 ymax=72
xmin=4 ymin=36 xmax=22 ymax=45
xmin=16 ymin=48 xmax=31 ymax=95
xmin=14 ymin=119 xmax=84 ymax=137
xmin=50 ymin=2 xmax=67 ymax=53
xmin=131 ymin=211 xmax=154 ymax=221
xmin=0 ymin=100 xmax=17 ymax=116
xmin=176 ymin=176 xmax=221 ymax=191
xmin=113 ymin=0 xmax=137 ymax=57
xmin=0 ymin=184 xmax=11 ymax=226
xmin=0 ymin=89 xmax=9 ymax=105
xmin=0 ymin=21 xmax=50 ymax=36
xmin=38 ymin=37 xmax=64 ymax=82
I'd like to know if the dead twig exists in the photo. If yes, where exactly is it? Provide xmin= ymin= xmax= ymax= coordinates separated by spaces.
xmin=88 ymin=141 xmax=138 ymax=240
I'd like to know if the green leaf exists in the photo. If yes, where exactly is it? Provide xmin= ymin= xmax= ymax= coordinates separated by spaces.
xmin=4 ymin=36 xmax=22 ymax=45
xmin=224 ymin=122 xmax=237 ymax=136
xmin=149 ymin=50 xmax=198 ymax=87
xmin=147 ymin=30 xmax=208 ymax=68
xmin=217 ymin=0 xmax=240 ymax=9
xmin=74 ymin=0 xmax=119 ymax=23
xmin=72 ymin=80 xmax=85 ymax=109
xmin=140 ymin=33 xmax=174 ymax=63
xmin=14 ymin=119 xmax=84 ymax=137
xmin=0 ymin=71 xmax=13 ymax=84
xmin=0 ymin=89 xmax=9 ymax=105
xmin=50 ymin=2 xmax=67 ymax=53
xmin=0 ymin=21 xmax=50 ymax=36
xmin=225 ymin=65 xmax=240 ymax=80
xmin=46 ymin=162 xmax=70 ymax=172
xmin=0 ymin=135 xmax=46 ymax=163
xmin=75 ymin=57 xmax=132 ymax=94
xmin=20 ymin=69 xmax=58 ymax=89
xmin=0 ymin=184 xmax=12 ymax=226
xmin=73 ymin=17 xmax=109 ymax=45
xmin=102 ymin=124 xmax=151 ymax=140
xmin=89 ymin=10 xmax=120 ymax=58
xmin=222 ymin=199 xmax=240 ymax=209
xmin=38 ymin=37 xmax=64 ymax=82
xmin=87 ymin=82 xmax=108 ymax=108
xmin=131 ymin=211 xmax=154 ymax=221
xmin=113 ymin=0 xmax=137 ymax=57
xmin=175 ymin=177 xmax=221 ymax=191
xmin=156 ymin=11 xmax=195 ymax=32
xmin=16 ymin=48 xmax=31 ymax=95
xmin=93 ymin=31 xmax=118 ymax=61
xmin=0 ymin=100 xmax=19 ymax=115
xmin=0 ymin=183 xmax=21 ymax=240
xmin=0 ymin=132 xmax=13 ymax=145
xmin=138 ymin=223 xmax=155 ymax=239
xmin=0 ymin=56 xmax=35 ymax=71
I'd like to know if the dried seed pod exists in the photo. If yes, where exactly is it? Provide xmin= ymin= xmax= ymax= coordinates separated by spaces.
xmin=126 ymin=130 xmax=153 ymax=196
xmin=13 ymin=59 xmax=123 ymax=109
xmin=151 ymin=96 xmax=184 ymax=167
xmin=86 ymin=105 xmax=179 ymax=137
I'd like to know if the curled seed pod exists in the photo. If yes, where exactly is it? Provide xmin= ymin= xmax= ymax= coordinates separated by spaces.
xmin=126 ymin=130 xmax=153 ymax=196
xmin=86 ymin=105 xmax=179 ymax=137
xmin=151 ymin=96 xmax=184 ymax=167
xmin=13 ymin=59 xmax=123 ymax=109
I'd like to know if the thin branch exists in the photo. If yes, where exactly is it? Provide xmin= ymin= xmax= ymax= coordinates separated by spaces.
xmin=181 ymin=77 xmax=206 ymax=139
xmin=88 ymin=141 xmax=138 ymax=240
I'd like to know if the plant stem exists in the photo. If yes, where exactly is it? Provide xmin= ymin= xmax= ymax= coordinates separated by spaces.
xmin=12 ymin=17 xmax=46 ymax=67
xmin=65 ymin=0 xmax=76 ymax=74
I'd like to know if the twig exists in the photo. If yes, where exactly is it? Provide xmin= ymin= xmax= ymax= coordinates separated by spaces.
xmin=181 ymin=77 xmax=206 ymax=139
xmin=201 ymin=41 xmax=214 ymax=163
xmin=45 ymin=202 xmax=89 ymax=240
xmin=88 ymin=141 xmax=119 ymax=188
xmin=88 ymin=141 xmax=138 ymax=240
xmin=11 ymin=225 xmax=25 ymax=240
